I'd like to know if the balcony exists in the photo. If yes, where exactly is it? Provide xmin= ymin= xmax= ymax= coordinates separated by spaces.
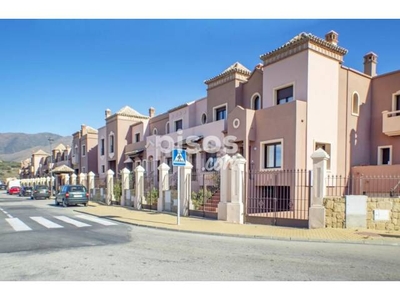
xmin=382 ymin=110 xmax=400 ymax=136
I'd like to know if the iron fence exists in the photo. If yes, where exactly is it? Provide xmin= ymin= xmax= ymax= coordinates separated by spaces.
xmin=326 ymin=174 xmax=400 ymax=198
xmin=143 ymin=172 xmax=159 ymax=210
xmin=247 ymin=169 xmax=311 ymax=221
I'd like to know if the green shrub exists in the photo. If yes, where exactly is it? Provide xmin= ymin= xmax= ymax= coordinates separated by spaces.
xmin=145 ymin=188 xmax=159 ymax=205
xmin=191 ymin=188 xmax=213 ymax=210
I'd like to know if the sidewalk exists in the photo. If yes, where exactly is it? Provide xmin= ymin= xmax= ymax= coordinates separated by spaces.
xmin=74 ymin=201 xmax=400 ymax=246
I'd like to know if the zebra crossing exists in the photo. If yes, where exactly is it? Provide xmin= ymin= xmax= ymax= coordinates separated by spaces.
xmin=4 ymin=214 xmax=117 ymax=232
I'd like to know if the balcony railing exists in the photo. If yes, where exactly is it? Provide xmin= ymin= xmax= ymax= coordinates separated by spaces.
xmin=382 ymin=110 xmax=400 ymax=136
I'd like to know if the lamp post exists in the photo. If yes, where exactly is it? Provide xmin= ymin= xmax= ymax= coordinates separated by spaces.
xmin=48 ymin=137 xmax=54 ymax=198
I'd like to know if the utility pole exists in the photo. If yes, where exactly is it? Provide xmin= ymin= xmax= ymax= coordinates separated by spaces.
xmin=48 ymin=137 xmax=54 ymax=198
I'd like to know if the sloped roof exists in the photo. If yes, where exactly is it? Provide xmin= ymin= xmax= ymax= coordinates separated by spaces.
xmin=115 ymin=106 xmax=149 ymax=119
xmin=260 ymin=32 xmax=348 ymax=61
xmin=53 ymin=143 xmax=66 ymax=151
xmin=204 ymin=62 xmax=251 ymax=84
xmin=33 ymin=149 xmax=49 ymax=156
xmin=51 ymin=164 xmax=75 ymax=173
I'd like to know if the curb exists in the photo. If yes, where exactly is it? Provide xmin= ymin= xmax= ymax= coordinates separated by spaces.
xmin=74 ymin=209 xmax=400 ymax=247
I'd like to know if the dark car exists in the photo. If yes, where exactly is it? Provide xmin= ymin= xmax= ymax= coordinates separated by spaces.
xmin=31 ymin=185 xmax=50 ymax=200
xmin=55 ymin=185 xmax=89 ymax=207
xmin=0 ymin=184 xmax=7 ymax=190
xmin=19 ymin=186 xmax=33 ymax=197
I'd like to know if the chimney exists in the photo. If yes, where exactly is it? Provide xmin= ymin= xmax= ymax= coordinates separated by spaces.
xmin=363 ymin=52 xmax=378 ymax=77
xmin=149 ymin=107 xmax=155 ymax=118
xmin=325 ymin=30 xmax=339 ymax=45
xmin=105 ymin=109 xmax=111 ymax=119
xmin=81 ymin=124 xmax=87 ymax=134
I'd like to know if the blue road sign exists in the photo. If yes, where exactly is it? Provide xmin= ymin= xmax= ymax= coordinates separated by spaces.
xmin=172 ymin=149 xmax=187 ymax=166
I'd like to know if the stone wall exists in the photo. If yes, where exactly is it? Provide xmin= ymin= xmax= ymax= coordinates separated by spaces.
xmin=367 ymin=198 xmax=400 ymax=231
xmin=324 ymin=198 xmax=345 ymax=228
xmin=324 ymin=197 xmax=400 ymax=231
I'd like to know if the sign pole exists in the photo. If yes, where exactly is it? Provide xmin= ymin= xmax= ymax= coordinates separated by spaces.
xmin=177 ymin=166 xmax=180 ymax=225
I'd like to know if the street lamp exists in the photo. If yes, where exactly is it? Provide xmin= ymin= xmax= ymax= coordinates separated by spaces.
xmin=48 ymin=137 xmax=54 ymax=198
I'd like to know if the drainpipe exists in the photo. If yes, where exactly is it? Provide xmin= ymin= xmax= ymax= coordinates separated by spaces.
xmin=345 ymin=68 xmax=349 ymax=177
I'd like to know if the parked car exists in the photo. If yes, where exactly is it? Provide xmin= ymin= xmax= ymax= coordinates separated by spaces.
xmin=9 ymin=186 xmax=21 ymax=195
xmin=55 ymin=185 xmax=89 ymax=207
xmin=31 ymin=185 xmax=50 ymax=200
xmin=19 ymin=186 xmax=33 ymax=197
xmin=0 ymin=184 xmax=6 ymax=190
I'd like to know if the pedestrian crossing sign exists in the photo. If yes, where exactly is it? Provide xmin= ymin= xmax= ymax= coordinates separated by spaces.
xmin=172 ymin=149 xmax=187 ymax=166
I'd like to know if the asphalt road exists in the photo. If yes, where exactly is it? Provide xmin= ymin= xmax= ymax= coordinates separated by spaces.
xmin=1 ymin=191 xmax=400 ymax=281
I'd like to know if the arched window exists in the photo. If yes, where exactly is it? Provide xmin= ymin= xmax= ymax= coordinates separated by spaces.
xmin=153 ymin=128 xmax=158 ymax=135
xmin=201 ymin=113 xmax=207 ymax=124
xmin=352 ymin=92 xmax=359 ymax=116
xmin=252 ymin=93 xmax=261 ymax=110
xmin=166 ymin=122 xmax=170 ymax=134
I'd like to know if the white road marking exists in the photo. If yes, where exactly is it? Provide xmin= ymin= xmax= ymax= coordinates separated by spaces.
xmin=54 ymin=216 xmax=91 ymax=228
xmin=6 ymin=218 xmax=32 ymax=231
xmin=75 ymin=214 xmax=117 ymax=226
xmin=30 ymin=217 xmax=63 ymax=229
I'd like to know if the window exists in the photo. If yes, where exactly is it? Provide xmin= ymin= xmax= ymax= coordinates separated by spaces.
xmin=166 ymin=122 xmax=170 ymax=134
xmin=153 ymin=128 xmax=158 ymax=135
xmin=166 ymin=157 xmax=173 ymax=173
xmin=110 ymin=134 xmax=114 ymax=153
xmin=135 ymin=133 xmax=140 ymax=143
xmin=276 ymin=85 xmax=293 ymax=105
xmin=393 ymin=94 xmax=400 ymax=116
xmin=263 ymin=142 xmax=282 ymax=169
xmin=352 ymin=92 xmax=359 ymax=116
xmin=205 ymin=152 xmax=218 ymax=171
xmin=102 ymin=165 xmax=105 ymax=173
xmin=175 ymin=119 xmax=183 ymax=131
xmin=215 ymin=106 xmax=227 ymax=121
xmin=315 ymin=142 xmax=331 ymax=170
xmin=378 ymin=146 xmax=392 ymax=165
xmin=82 ymin=167 xmax=86 ymax=173
xmin=201 ymin=113 xmax=207 ymax=124
xmin=252 ymin=94 xmax=261 ymax=110
xmin=82 ymin=145 xmax=86 ymax=157
xmin=101 ymin=139 xmax=105 ymax=156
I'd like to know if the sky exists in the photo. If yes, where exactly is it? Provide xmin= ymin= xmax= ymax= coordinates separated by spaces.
xmin=0 ymin=4 xmax=399 ymax=137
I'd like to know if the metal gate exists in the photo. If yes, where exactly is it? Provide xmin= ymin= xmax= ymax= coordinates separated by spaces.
xmin=142 ymin=172 xmax=158 ymax=210
xmin=189 ymin=172 xmax=220 ymax=219
xmin=246 ymin=169 xmax=311 ymax=228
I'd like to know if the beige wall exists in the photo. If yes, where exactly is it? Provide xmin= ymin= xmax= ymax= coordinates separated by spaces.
xmin=206 ymin=80 xmax=237 ymax=123
xmin=241 ymin=70 xmax=263 ymax=110
xmin=263 ymin=51 xmax=308 ymax=109
xmin=193 ymin=98 xmax=207 ymax=127
xmin=149 ymin=113 xmax=169 ymax=136
xmin=337 ymin=67 xmax=372 ymax=176
xmin=370 ymin=71 xmax=400 ymax=165
xmin=306 ymin=51 xmax=341 ymax=174
xmin=97 ymin=126 xmax=107 ymax=178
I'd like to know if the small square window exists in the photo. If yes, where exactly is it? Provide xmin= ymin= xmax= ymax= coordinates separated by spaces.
xmin=175 ymin=120 xmax=183 ymax=131
xmin=264 ymin=142 xmax=282 ymax=169
xmin=215 ymin=106 xmax=227 ymax=121
xmin=277 ymin=86 xmax=293 ymax=105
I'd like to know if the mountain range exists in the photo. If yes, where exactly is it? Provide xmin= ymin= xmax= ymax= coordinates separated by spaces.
xmin=0 ymin=132 xmax=72 ymax=162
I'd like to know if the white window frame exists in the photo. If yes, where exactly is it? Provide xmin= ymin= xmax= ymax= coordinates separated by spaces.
xmin=165 ymin=122 xmax=170 ymax=134
xmin=251 ymin=93 xmax=262 ymax=110
xmin=100 ymin=138 xmax=105 ymax=156
xmin=351 ymin=91 xmax=360 ymax=116
xmin=135 ymin=132 xmax=140 ymax=143
xmin=273 ymin=82 xmax=295 ymax=106
xmin=82 ymin=144 xmax=86 ymax=157
xmin=201 ymin=113 xmax=207 ymax=124
xmin=392 ymin=90 xmax=400 ymax=112
xmin=213 ymin=103 xmax=228 ymax=122
xmin=108 ymin=131 xmax=115 ymax=159
xmin=377 ymin=145 xmax=392 ymax=165
xmin=153 ymin=128 xmax=158 ymax=135
xmin=260 ymin=138 xmax=284 ymax=170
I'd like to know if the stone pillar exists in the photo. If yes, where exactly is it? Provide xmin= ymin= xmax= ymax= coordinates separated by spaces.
xmin=226 ymin=154 xmax=246 ymax=224
xmin=179 ymin=161 xmax=193 ymax=216
xmin=106 ymin=169 xmax=115 ymax=205
xmin=218 ymin=154 xmax=232 ymax=221
xmin=134 ymin=165 xmax=145 ymax=210
xmin=71 ymin=173 xmax=77 ymax=185
xmin=46 ymin=176 xmax=50 ymax=189
xmin=64 ymin=174 xmax=70 ymax=185
xmin=88 ymin=171 xmax=95 ymax=198
xmin=309 ymin=148 xmax=329 ymax=229
xmin=158 ymin=163 xmax=170 ymax=212
xmin=80 ymin=173 xmax=88 ymax=189
xmin=121 ymin=168 xmax=130 ymax=206
xmin=50 ymin=176 xmax=55 ymax=192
